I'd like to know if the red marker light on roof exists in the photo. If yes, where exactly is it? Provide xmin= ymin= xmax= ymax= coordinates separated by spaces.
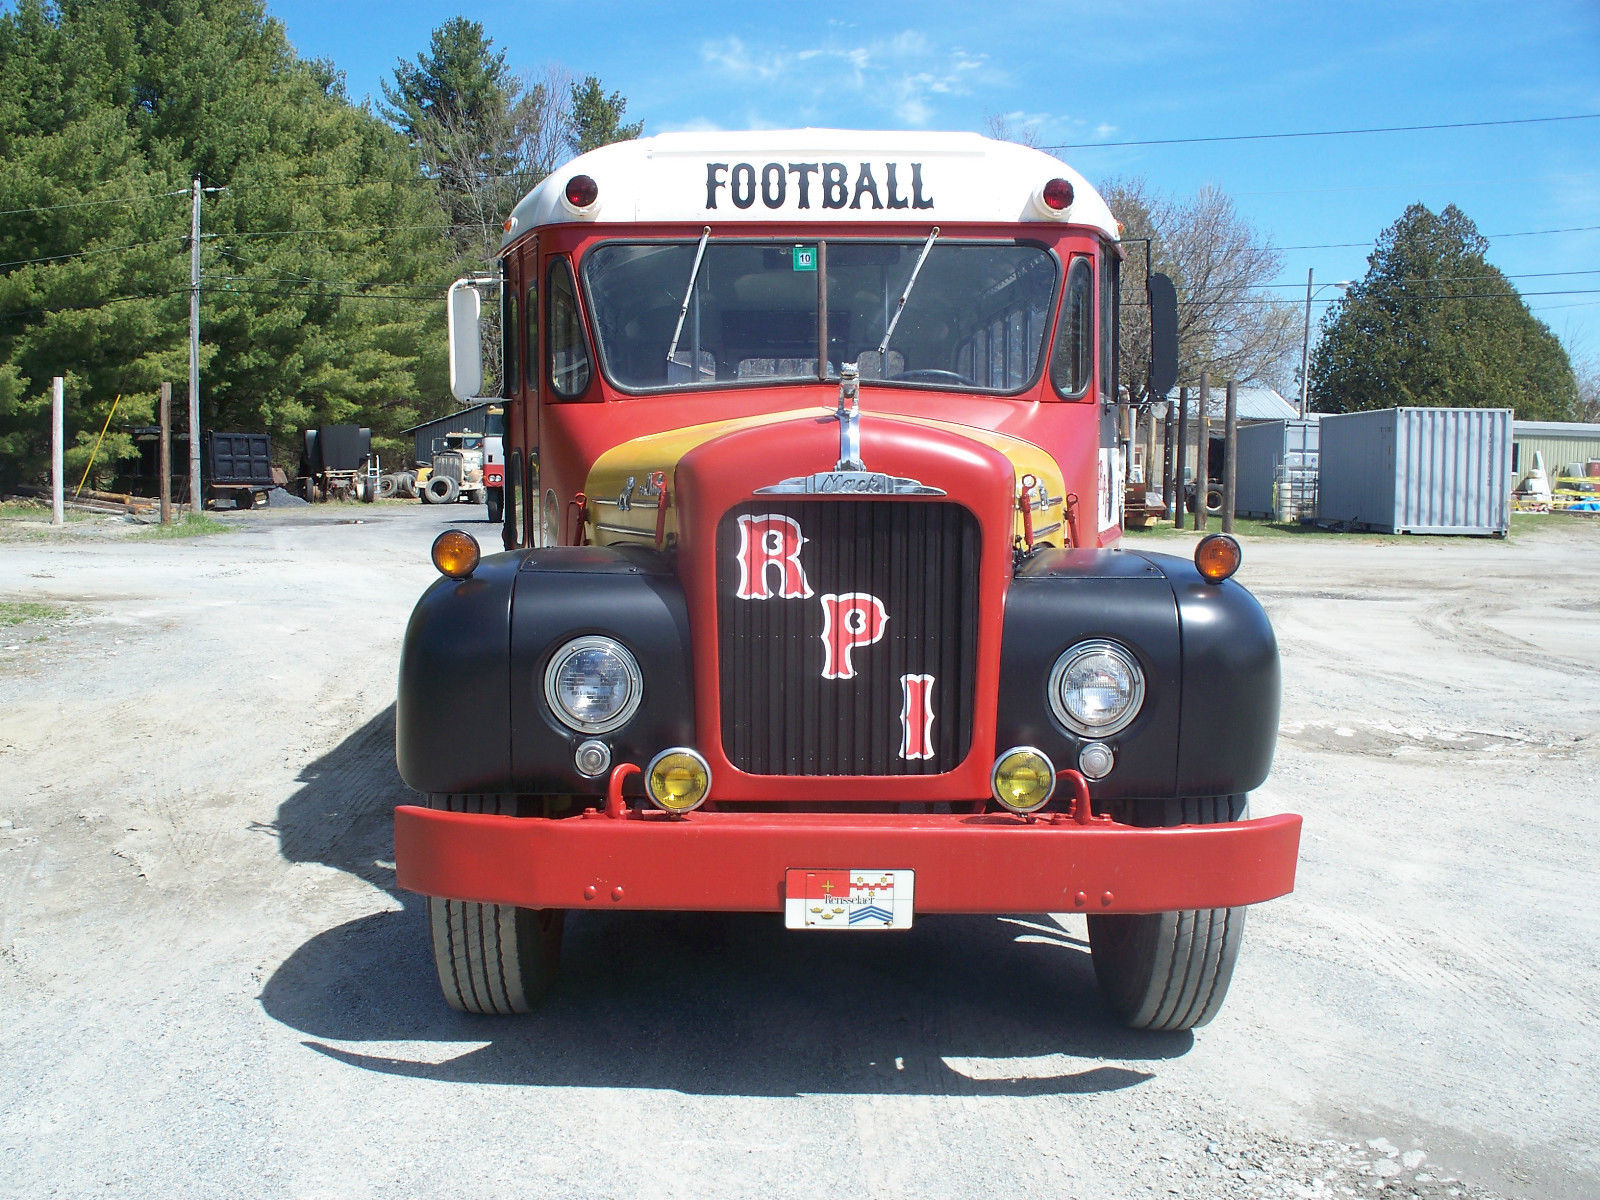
xmin=1041 ymin=178 xmax=1074 ymax=210
xmin=564 ymin=174 xmax=599 ymax=208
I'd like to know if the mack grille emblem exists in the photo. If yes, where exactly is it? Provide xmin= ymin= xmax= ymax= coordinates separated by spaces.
xmin=755 ymin=471 xmax=945 ymax=496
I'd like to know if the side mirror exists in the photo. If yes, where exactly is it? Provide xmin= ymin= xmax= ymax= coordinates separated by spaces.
xmin=447 ymin=279 xmax=483 ymax=401
xmin=1147 ymin=272 xmax=1179 ymax=400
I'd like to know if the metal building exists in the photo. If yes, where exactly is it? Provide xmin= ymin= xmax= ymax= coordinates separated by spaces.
xmin=1234 ymin=419 xmax=1319 ymax=520
xmin=400 ymin=402 xmax=497 ymax=467
xmin=1316 ymin=408 xmax=1512 ymax=536
xmin=1511 ymin=420 xmax=1600 ymax=485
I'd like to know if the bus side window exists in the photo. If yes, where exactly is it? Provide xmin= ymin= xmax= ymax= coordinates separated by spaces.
xmin=502 ymin=285 xmax=519 ymax=398
xmin=547 ymin=258 xmax=592 ymax=398
xmin=1049 ymin=256 xmax=1093 ymax=398
xmin=525 ymin=278 xmax=537 ymax=395
xmin=1099 ymin=242 xmax=1119 ymax=402
xmin=503 ymin=448 xmax=523 ymax=550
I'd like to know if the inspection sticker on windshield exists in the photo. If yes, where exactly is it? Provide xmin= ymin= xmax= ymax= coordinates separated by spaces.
xmin=784 ymin=869 xmax=914 ymax=930
xmin=792 ymin=245 xmax=817 ymax=271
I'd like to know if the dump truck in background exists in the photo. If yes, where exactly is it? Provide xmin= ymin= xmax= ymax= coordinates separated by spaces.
xmin=118 ymin=428 xmax=275 ymax=508
xmin=300 ymin=424 xmax=375 ymax=503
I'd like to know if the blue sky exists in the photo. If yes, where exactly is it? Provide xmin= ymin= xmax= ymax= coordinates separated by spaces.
xmin=268 ymin=0 xmax=1600 ymax=367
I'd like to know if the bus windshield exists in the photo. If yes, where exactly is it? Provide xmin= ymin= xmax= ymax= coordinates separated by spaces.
xmin=581 ymin=239 xmax=1057 ymax=394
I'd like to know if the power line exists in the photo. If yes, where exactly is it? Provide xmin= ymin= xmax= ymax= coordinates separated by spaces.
xmin=0 ymin=289 xmax=185 ymax=322
xmin=0 ymin=189 xmax=189 ymax=217
xmin=0 ymin=238 xmax=184 ymax=270
xmin=1050 ymin=112 xmax=1600 ymax=151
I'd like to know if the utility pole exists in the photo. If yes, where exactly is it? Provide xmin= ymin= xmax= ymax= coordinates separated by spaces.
xmin=51 ymin=377 xmax=64 ymax=526
xmin=1194 ymin=371 xmax=1210 ymax=532
xmin=188 ymin=175 xmax=203 ymax=516
xmin=1298 ymin=267 xmax=1314 ymax=419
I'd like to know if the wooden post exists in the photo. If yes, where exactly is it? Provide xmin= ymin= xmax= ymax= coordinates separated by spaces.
xmin=1170 ymin=386 xmax=1187 ymax=523
xmin=1143 ymin=406 xmax=1157 ymax=497
xmin=1194 ymin=370 xmax=1210 ymax=531
xmin=159 ymin=382 xmax=172 ymax=526
xmin=51 ymin=376 xmax=64 ymax=525
xmin=1222 ymin=380 xmax=1238 ymax=533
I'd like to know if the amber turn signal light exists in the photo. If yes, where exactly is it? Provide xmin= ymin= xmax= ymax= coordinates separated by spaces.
xmin=431 ymin=529 xmax=481 ymax=579
xmin=1195 ymin=533 xmax=1241 ymax=584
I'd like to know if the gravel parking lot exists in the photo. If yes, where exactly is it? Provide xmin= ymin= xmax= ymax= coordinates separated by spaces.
xmin=1 ymin=501 xmax=1596 ymax=1200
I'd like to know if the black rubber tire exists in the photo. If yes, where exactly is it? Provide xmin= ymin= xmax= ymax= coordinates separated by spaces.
xmin=1087 ymin=795 xmax=1249 ymax=1031
xmin=426 ymin=794 xmax=564 ymax=1014
xmin=426 ymin=475 xmax=459 ymax=505
xmin=486 ymin=489 xmax=503 ymax=525
xmin=1205 ymin=487 xmax=1225 ymax=517
xmin=361 ymin=477 xmax=376 ymax=504
xmin=378 ymin=474 xmax=399 ymax=499
xmin=235 ymin=490 xmax=254 ymax=510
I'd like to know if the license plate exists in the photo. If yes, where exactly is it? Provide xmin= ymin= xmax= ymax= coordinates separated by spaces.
xmin=783 ymin=868 xmax=915 ymax=930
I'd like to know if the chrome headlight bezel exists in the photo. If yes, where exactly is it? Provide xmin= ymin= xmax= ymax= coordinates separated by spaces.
xmin=543 ymin=635 xmax=643 ymax=735
xmin=1048 ymin=639 xmax=1146 ymax=738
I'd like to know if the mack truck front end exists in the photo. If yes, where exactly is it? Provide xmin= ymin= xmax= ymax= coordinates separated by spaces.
xmin=396 ymin=131 xmax=1300 ymax=1031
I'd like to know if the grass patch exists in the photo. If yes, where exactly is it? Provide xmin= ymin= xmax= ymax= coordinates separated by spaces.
xmin=0 ymin=500 xmax=94 ymax=523
xmin=0 ymin=600 xmax=70 ymax=626
xmin=1126 ymin=514 xmax=1544 ymax=543
xmin=131 ymin=513 xmax=237 ymax=540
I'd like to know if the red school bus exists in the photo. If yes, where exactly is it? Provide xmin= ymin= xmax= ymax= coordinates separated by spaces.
xmin=396 ymin=130 xmax=1300 ymax=1031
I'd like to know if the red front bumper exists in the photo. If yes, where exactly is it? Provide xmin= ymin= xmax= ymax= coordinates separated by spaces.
xmin=394 ymin=805 xmax=1301 ymax=915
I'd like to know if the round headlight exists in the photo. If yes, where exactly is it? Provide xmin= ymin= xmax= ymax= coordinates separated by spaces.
xmin=544 ymin=636 xmax=643 ymax=734
xmin=1049 ymin=640 xmax=1145 ymax=737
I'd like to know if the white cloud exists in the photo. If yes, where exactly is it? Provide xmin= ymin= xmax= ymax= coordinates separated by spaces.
xmin=700 ymin=36 xmax=789 ymax=82
xmin=696 ymin=28 xmax=1001 ymax=129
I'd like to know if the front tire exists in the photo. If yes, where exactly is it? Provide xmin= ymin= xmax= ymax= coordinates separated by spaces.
xmin=486 ymin=489 xmax=503 ymax=525
xmin=1087 ymin=795 xmax=1248 ymax=1031
xmin=426 ymin=794 xmax=564 ymax=1013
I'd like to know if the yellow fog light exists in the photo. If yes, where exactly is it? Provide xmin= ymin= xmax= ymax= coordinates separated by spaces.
xmin=646 ymin=748 xmax=711 ymax=813
xmin=1195 ymin=533 xmax=1241 ymax=584
xmin=431 ymin=529 xmax=480 ymax=579
xmin=991 ymin=746 xmax=1056 ymax=814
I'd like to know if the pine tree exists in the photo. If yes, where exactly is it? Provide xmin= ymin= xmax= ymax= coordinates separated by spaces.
xmin=566 ymin=75 xmax=643 ymax=156
xmin=381 ymin=19 xmax=561 ymax=269
xmin=0 ymin=0 xmax=453 ymax=485
xmin=1308 ymin=204 xmax=1576 ymax=419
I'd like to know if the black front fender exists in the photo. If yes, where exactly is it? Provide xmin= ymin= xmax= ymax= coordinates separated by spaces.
xmin=995 ymin=548 xmax=1279 ymax=800
xmin=396 ymin=546 xmax=695 ymax=797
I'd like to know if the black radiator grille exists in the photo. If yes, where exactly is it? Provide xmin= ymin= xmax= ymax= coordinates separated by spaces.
xmin=432 ymin=452 xmax=463 ymax=483
xmin=716 ymin=500 xmax=980 ymax=776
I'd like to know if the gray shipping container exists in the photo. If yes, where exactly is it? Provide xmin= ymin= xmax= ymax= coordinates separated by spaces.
xmin=1235 ymin=419 xmax=1319 ymax=519
xmin=1316 ymin=407 xmax=1512 ymax=535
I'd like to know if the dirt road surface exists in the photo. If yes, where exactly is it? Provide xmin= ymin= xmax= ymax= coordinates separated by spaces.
xmin=2 ymin=503 xmax=1596 ymax=1200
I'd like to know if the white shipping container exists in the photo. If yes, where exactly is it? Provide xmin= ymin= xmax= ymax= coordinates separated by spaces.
xmin=1235 ymin=420 xmax=1319 ymax=520
xmin=1316 ymin=407 xmax=1512 ymax=535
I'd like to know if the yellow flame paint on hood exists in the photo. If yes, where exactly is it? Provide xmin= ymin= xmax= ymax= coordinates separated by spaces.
xmin=584 ymin=408 xmax=1071 ymax=549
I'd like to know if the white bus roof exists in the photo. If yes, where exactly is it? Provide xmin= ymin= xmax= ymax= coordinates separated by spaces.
xmin=502 ymin=129 xmax=1118 ymax=246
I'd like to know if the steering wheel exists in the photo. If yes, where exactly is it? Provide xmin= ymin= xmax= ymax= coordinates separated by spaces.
xmin=894 ymin=368 xmax=980 ymax=388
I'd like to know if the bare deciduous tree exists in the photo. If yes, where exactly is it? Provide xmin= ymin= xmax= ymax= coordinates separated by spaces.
xmin=416 ymin=65 xmax=572 ymax=269
xmin=1101 ymin=178 xmax=1299 ymax=400
xmin=1575 ymin=355 xmax=1600 ymax=423
xmin=983 ymin=112 xmax=1043 ymax=149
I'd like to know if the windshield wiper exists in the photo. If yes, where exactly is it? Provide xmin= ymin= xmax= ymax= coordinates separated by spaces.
xmin=875 ymin=225 xmax=939 ymax=362
xmin=665 ymin=226 xmax=712 ymax=372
